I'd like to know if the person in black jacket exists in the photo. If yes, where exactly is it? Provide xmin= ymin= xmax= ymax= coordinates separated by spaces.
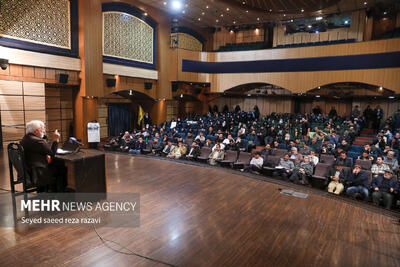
xmin=186 ymin=142 xmax=201 ymax=160
xmin=21 ymin=120 xmax=65 ymax=191
xmin=371 ymin=169 xmax=399 ymax=209
xmin=345 ymin=165 xmax=370 ymax=201
xmin=326 ymin=163 xmax=349 ymax=194
xmin=128 ymin=137 xmax=146 ymax=154
xmin=335 ymin=152 xmax=353 ymax=167
xmin=150 ymin=138 xmax=163 ymax=155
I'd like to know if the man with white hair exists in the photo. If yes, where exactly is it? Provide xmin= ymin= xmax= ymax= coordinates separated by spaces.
xmin=21 ymin=120 xmax=63 ymax=191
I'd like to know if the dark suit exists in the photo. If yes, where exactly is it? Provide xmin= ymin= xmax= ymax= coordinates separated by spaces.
xmin=21 ymin=133 xmax=65 ymax=190
xmin=326 ymin=167 xmax=349 ymax=184
xmin=186 ymin=146 xmax=201 ymax=159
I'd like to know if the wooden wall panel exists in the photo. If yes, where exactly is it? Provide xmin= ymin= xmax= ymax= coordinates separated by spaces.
xmin=24 ymin=96 xmax=45 ymax=110
xmin=0 ymin=96 xmax=23 ymax=110
xmin=23 ymin=82 xmax=45 ymax=96
xmin=46 ymin=97 xmax=61 ymax=109
xmin=0 ymin=80 xmax=22 ymax=95
xmin=25 ymin=110 xmax=46 ymax=122
xmin=1 ymin=127 xmax=25 ymax=141
xmin=1 ymin=110 xmax=24 ymax=125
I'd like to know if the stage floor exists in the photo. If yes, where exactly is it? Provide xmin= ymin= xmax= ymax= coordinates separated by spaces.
xmin=0 ymin=151 xmax=399 ymax=266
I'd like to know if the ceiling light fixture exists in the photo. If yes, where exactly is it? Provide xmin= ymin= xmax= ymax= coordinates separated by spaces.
xmin=301 ymin=9 xmax=304 ymax=12
xmin=316 ymin=16 xmax=323 ymax=20
xmin=171 ymin=0 xmax=182 ymax=10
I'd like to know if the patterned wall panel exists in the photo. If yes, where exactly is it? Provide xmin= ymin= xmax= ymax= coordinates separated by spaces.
xmin=0 ymin=0 xmax=78 ymax=56
xmin=103 ymin=12 xmax=154 ymax=64
xmin=171 ymin=33 xmax=203 ymax=52
xmin=102 ymin=2 xmax=157 ymax=70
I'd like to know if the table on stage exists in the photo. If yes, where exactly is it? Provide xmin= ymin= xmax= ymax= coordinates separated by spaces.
xmin=55 ymin=149 xmax=107 ymax=193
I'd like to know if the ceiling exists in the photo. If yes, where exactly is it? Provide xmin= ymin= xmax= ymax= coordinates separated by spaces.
xmin=138 ymin=0 xmax=390 ymax=28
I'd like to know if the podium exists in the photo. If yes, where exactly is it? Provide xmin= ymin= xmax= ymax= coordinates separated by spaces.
xmin=55 ymin=149 xmax=106 ymax=193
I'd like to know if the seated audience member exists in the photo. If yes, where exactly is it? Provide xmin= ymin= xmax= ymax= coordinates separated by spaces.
xmin=129 ymin=137 xmax=146 ymax=154
xmin=241 ymin=152 xmax=264 ymax=174
xmin=225 ymin=139 xmax=237 ymax=151
xmin=272 ymin=140 xmax=280 ymax=149
xmin=382 ymin=145 xmax=392 ymax=157
xmin=332 ymin=146 xmax=344 ymax=158
xmin=167 ymin=141 xmax=187 ymax=159
xmin=119 ymin=131 xmax=132 ymax=152
xmin=363 ymin=144 xmax=379 ymax=156
xmin=327 ymin=163 xmax=348 ymax=195
xmin=371 ymin=156 xmax=391 ymax=177
xmin=273 ymin=153 xmax=295 ymax=180
xmin=384 ymin=151 xmax=399 ymax=171
xmin=345 ymin=165 xmax=370 ymax=201
xmin=161 ymin=134 xmax=169 ymax=146
xmin=150 ymin=138 xmax=163 ymax=155
xmin=289 ymin=147 xmax=303 ymax=164
xmin=308 ymin=150 xmax=319 ymax=166
xmin=261 ymin=143 xmax=274 ymax=159
xmin=212 ymin=140 xmax=225 ymax=151
xmin=203 ymin=138 xmax=214 ymax=148
xmin=186 ymin=142 xmax=201 ymax=160
xmin=373 ymin=135 xmax=386 ymax=150
xmin=208 ymin=144 xmax=225 ymax=166
xmin=236 ymin=137 xmax=246 ymax=152
xmin=300 ymin=144 xmax=311 ymax=155
xmin=288 ymin=156 xmax=313 ymax=185
xmin=223 ymin=134 xmax=234 ymax=145
xmin=162 ymin=140 xmax=175 ymax=156
xmin=151 ymin=132 xmax=162 ymax=143
xmin=371 ymin=169 xmax=399 ymax=209
xmin=335 ymin=152 xmax=353 ymax=167
xmin=357 ymin=151 xmax=374 ymax=162
xmin=308 ymin=137 xmax=320 ymax=152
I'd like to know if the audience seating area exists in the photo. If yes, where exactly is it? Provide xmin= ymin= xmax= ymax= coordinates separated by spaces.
xmin=216 ymin=41 xmax=267 ymax=52
xmin=274 ymin=38 xmax=356 ymax=49
xmin=104 ymin=111 xmax=400 ymax=211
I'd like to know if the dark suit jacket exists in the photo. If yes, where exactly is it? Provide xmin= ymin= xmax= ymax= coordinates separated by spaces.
xmin=187 ymin=146 xmax=201 ymax=158
xmin=327 ymin=167 xmax=349 ymax=183
xmin=335 ymin=157 xmax=353 ymax=168
xmin=21 ymin=133 xmax=58 ymax=168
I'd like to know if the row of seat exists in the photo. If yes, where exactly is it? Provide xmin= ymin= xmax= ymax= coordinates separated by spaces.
xmin=274 ymin=38 xmax=356 ymax=49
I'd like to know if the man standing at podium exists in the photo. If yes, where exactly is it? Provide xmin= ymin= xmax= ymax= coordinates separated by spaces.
xmin=21 ymin=120 xmax=66 ymax=192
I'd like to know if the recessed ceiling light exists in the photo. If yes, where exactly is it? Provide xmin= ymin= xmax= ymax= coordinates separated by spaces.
xmin=144 ymin=12 xmax=147 ymax=16
xmin=389 ymin=96 xmax=395 ymax=99
xmin=308 ymin=25 xmax=312 ymax=28
xmin=301 ymin=9 xmax=304 ymax=12
xmin=242 ymin=1 xmax=246 ymax=4
xmin=226 ymin=8 xmax=230 ymax=11
xmin=316 ymin=95 xmax=321 ymax=98
xmin=257 ymin=17 xmax=260 ymax=20
xmin=216 ymin=19 xmax=219 ymax=22
xmin=269 ymin=9 xmax=272 ymax=12
xmin=202 ymin=12 xmax=205 ymax=15
xmin=206 ymin=5 xmax=209 ymax=8
xmin=283 ymin=14 xmax=286 ymax=17
xmin=364 ymin=2 xmax=367 ymax=5
xmin=290 ymin=19 xmax=293 ymax=22
xmin=246 ymin=10 xmax=249 ymax=13
xmin=221 ymin=14 xmax=223 ymax=17
xmin=163 ymin=2 xmax=167 ymax=5
xmin=198 ymin=18 xmax=201 ymax=21
xmin=172 ymin=0 xmax=182 ymax=10
xmin=379 ymin=86 xmax=383 ymax=91
xmin=233 ymin=21 xmax=236 ymax=24
xmin=344 ymin=20 xmax=349 ymax=24
xmin=383 ymin=11 xmax=387 ymax=15
xmin=316 ymin=16 xmax=323 ymax=20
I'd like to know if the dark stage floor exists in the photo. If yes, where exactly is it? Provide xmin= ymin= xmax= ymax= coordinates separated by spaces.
xmin=0 ymin=150 xmax=399 ymax=266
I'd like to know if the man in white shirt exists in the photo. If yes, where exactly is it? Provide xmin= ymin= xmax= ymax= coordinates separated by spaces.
xmin=241 ymin=152 xmax=264 ymax=174
xmin=223 ymin=134 xmax=233 ymax=145
xmin=309 ymin=150 xmax=319 ymax=166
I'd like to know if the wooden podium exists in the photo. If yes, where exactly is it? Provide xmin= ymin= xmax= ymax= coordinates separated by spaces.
xmin=55 ymin=149 xmax=106 ymax=193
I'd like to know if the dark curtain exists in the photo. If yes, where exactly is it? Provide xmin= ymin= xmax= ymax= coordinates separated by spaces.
xmin=108 ymin=103 xmax=131 ymax=137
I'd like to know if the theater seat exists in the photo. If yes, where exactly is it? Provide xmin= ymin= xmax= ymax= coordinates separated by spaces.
xmin=197 ymin=147 xmax=212 ymax=163
xmin=220 ymin=150 xmax=238 ymax=167
xmin=311 ymin=163 xmax=331 ymax=189
xmin=233 ymin=152 xmax=251 ymax=169
xmin=355 ymin=159 xmax=372 ymax=170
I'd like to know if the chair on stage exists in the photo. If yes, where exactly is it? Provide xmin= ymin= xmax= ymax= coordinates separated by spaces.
xmin=7 ymin=142 xmax=37 ymax=224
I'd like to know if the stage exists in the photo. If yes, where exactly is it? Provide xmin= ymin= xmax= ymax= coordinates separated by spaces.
xmin=0 ymin=151 xmax=399 ymax=266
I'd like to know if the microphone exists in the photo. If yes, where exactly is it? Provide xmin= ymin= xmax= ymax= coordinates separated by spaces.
xmin=69 ymin=137 xmax=83 ymax=146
